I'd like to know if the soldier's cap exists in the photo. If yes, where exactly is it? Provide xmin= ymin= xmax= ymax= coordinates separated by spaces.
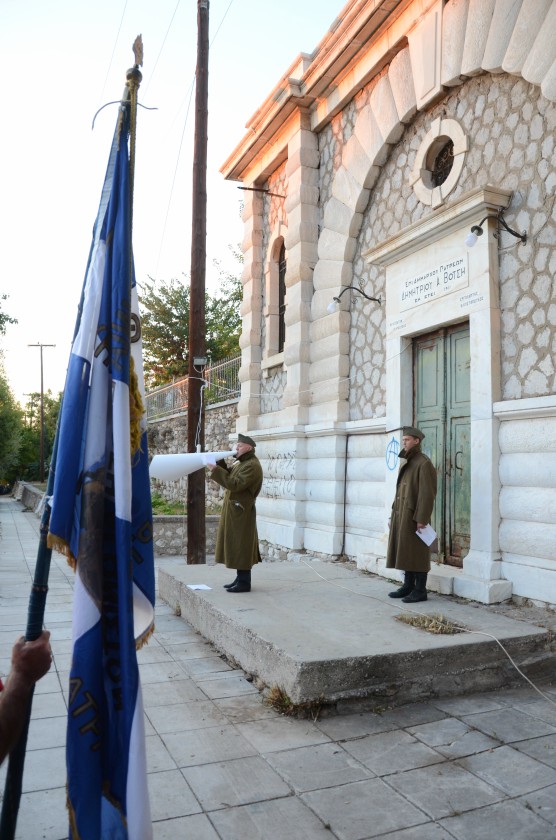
xmin=237 ymin=433 xmax=256 ymax=448
xmin=402 ymin=426 xmax=425 ymax=441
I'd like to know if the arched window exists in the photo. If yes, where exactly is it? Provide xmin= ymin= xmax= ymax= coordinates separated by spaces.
xmin=278 ymin=242 xmax=286 ymax=353
xmin=262 ymin=230 xmax=287 ymax=368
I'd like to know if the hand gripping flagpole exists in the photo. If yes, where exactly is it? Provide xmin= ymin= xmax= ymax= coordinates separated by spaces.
xmin=0 ymin=39 xmax=145 ymax=839
xmin=0 ymin=426 xmax=60 ymax=838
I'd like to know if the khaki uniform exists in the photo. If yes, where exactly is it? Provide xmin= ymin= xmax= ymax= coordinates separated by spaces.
xmin=386 ymin=445 xmax=437 ymax=573
xmin=210 ymin=450 xmax=263 ymax=570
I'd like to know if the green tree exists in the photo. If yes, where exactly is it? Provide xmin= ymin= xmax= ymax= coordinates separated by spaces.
xmin=206 ymin=258 xmax=242 ymax=360
xmin=0 ymin=366 xmax=23 ymax=482
xmin=16 ymin=390 xmax=62 ymax=480
xmin=139 ymin=276 xmax=190 ymax=386
xmin=139 ymin=255 xmax=242 ymax=388
xmin=0 ymin=294 xmax=17 ymax=336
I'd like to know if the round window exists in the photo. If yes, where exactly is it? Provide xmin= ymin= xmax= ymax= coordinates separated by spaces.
xmin=410 ymin=118 xmax=467 ymax=208
xmin=428 ymin=139 xmax=454 ymax=187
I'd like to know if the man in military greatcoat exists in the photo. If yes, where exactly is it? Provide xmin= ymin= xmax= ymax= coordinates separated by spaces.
xmin=386 ymin=427 xmax=437 ymax=603
xmin=207 ymin=434 xmax=263 ymax=593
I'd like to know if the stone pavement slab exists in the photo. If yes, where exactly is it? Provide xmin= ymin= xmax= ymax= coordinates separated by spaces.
xmin=439 ymin=798 xmax=556 ymax=840
xmin=3 ymin=496 xmax=556 ymax=839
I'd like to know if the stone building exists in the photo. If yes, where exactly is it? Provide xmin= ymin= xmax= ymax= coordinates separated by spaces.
xmin=221 ymin=0 xmax=556 ymax=606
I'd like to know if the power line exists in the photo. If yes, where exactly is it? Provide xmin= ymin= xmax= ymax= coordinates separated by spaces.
xmin=142 ymin=0 xmax=183 ymax=99
xmin=98 ymin=0 xmax=129 ymax=108
xmin=153 ymin=0 xmax=239 ymax=280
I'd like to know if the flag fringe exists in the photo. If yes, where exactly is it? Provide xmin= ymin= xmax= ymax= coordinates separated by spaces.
xmin=47 ymin=533 xmax=77 ymax=569
xmin=129 ymin=355 xmax=144 ymax=458
xmin=136 ymin=622 xmax=155 ymax=650
xmin=66 ymin=792 xmax=79 ymax=840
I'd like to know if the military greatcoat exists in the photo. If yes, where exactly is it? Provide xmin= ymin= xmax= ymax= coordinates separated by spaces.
xmin=210 ymin=450 xmax=263 ymax=570
xmin=386 ymin=445 xmax=437 ymax=573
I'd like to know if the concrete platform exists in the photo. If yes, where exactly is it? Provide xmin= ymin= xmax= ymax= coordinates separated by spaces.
xmin=158 ymin=559 xmax=555 ymax=712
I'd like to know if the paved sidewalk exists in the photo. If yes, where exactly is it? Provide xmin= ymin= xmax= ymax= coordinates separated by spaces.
xmin=2 ymin=496 xmax=556 ymax=839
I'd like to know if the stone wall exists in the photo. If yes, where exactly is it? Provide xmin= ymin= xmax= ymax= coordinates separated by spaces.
xmin=147 ymin=400 xmax=238 ymax=508
xmin=498 ymin=414 xmax=556 ymax=601
xmin=12 ymin=482 xmax=222 ymax=559
xmin=154 ymin=515 xmax=220 ymax=557
xmin=13 ymin=481 xmax=44 ymax=514
xmin=321 ymin=72 xmax=556 ymax=420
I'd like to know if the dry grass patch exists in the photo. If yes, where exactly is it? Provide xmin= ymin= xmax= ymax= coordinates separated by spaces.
xmin=264 ymin=685 xmax=325 ymax=719
xmin=395 ymin=613 xmax=467 ymax=634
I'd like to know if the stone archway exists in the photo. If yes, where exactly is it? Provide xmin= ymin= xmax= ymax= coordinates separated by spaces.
xmin=309 ymin=0 xmax=556 ymax=416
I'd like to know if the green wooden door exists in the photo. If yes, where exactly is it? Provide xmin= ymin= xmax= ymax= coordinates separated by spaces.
xmin=414 ymin=324 xmax=471 ymax=567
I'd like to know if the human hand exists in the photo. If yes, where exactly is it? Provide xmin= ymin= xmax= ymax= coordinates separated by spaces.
xmin=416 ymin=522 xmax=426 ymax=532
xmin=11 ymin=631 xmax=52 ymax=686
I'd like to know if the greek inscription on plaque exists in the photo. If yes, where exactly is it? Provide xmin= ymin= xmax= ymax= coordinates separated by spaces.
xmin=399 ymin=255 xmax=469 ymax=311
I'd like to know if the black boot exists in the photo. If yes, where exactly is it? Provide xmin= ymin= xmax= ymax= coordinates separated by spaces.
xmin=402 ymin=572 xmax=428 ymax=603
xmin=227 ymin=569 xmax=251 ymax=593
xmin=223 ymin=576 xmax=238 ymax=590
xmin=388 ymin=572 xmax=415 ymax=599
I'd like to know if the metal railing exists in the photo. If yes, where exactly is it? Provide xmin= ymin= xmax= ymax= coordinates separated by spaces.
xmin=146 ymin=354 xmax=241 ymax=420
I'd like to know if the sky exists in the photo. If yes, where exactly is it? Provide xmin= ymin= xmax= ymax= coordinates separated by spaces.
xmin=0 ymin=0 xmax=343 ymax=402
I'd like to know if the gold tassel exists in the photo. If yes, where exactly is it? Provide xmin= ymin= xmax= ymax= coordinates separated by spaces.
xmin=47 ymin=532 xmax=77 ymax=570
xmin=136 ymin=621 xmax=155 ymax=651
xmin=129 ymin=355 xmax=144 ymax=458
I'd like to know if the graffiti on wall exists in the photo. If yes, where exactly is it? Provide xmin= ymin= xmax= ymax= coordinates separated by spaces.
xmin=262 ymin=452 xmax=296 ymax=498
xmin=386 ymin=436 xmax=400 ymax=471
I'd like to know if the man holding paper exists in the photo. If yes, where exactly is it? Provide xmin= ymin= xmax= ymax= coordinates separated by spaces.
xmin=386 ymin=427 xmax=437 ymax=603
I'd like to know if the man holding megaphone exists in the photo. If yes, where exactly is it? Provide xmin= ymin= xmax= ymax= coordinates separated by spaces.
xmin=206 ymin=434 xmax=263 ymax=593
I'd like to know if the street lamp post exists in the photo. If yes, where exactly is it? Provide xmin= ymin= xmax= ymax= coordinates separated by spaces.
xmin=28 ymin=343 xmax=55 ymax=483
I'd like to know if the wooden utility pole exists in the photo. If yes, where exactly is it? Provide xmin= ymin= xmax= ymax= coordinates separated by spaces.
xmin=187 ymin=0 xmax=209 ymax=564
xmin=28 ymin=343 xmax=55 ymax=483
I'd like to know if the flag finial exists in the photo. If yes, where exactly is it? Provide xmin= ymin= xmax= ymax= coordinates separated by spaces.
xmin=132 ymin=34 xmax=143 ymax=68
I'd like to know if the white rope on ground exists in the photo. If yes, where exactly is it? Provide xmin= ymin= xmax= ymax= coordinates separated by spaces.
xmin=299 ymin=558 xmax=556 ymax=709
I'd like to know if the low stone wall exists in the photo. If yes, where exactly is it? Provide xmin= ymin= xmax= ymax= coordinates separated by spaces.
xmin=13 ymin=481 xmax=44 ymax=514
xmin=154 ymin=515 xmax=220 ymax=557
xmin=12 ymin=482 xmax=221 ymax=559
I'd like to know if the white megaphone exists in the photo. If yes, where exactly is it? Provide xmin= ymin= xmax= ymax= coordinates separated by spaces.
xmin=149 ymin=449 xmax=237 ymax=481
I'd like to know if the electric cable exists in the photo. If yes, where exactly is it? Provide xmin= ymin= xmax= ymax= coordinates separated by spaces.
xmin=97 ymin=0 xmax=129 ymax=109
xmin=299 ymin=558 xmax=556 ymax=709
xmin=152 ymin=0 xmax=238 ymax=280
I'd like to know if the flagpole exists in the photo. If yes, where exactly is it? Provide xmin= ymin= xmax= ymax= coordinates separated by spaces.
xmin=0 ymin=42 xmax=144 ymax=839
xmin=187 ymin=0 xmax=209 ymax=564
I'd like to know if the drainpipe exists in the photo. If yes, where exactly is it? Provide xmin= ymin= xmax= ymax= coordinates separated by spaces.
xmin=338 ymin=433 xmax=350 ymax=560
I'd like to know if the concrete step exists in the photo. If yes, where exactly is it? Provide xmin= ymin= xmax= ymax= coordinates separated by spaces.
xmin=158 ymin=559 xmax=555 ymax=713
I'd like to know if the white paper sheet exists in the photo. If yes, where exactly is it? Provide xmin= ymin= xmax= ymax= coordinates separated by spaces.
xmin=416 ymin=524 xmax=437 ymax=546
xmin=186 ymin=584 xmax=212 ymax=590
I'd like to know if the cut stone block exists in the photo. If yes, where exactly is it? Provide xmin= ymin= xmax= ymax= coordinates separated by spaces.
xmin=461 ymin=0 xmax=496 ymax=77
xmin=502 ymin=0 xmax=552 ymax=76
xmin=388 ymin=47 xmax=417 ymax=123
xmin=482 ymin=0 xmax=525 ymax=74
xmin=441 ymin=0 xmax=469 ymax=86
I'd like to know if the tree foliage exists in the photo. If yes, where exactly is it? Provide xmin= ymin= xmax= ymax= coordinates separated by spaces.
xmin=139 ymin=255 xmax=242 ymax=388
xmin=0 ymin=294 xmax=17 ymax=337
xmin=0 ymin=366 xmax=23 ymax=481
xmin=17 ymin=391 xmax=62 ymax=479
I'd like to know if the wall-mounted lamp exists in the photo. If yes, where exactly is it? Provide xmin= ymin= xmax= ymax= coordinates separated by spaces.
xmin=465 ymin=210 xmax=527 ymax=248
xmin=327 ymin=285 xmax=382 ymax=314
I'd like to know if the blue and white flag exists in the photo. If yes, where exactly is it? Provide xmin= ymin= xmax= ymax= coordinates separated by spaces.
xmin=48 ymin=101 xmax=155 ymax=839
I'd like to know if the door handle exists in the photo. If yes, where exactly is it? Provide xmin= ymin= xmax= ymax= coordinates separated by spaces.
xmin=455 ymin=450 xmax=463 ymax=472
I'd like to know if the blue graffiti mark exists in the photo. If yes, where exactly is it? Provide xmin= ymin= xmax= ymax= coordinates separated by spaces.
xmin=386 ymin=436 xmax=400 ymax=471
